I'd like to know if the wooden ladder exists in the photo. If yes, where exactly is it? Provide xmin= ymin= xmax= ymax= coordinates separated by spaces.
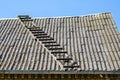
xmin=18 ymin=15 xmax=80 ymax=71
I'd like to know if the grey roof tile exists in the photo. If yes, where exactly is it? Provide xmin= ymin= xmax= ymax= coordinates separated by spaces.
xmin=0 ymin=12 xmax=120 ymax=72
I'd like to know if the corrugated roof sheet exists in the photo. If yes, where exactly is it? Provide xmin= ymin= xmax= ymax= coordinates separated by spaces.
xmin=0 ymin=12 xmax=120 ymax=72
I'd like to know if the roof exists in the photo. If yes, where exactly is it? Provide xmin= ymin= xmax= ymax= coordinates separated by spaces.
xmin=0 ymin=12 xmax=120 ymax=74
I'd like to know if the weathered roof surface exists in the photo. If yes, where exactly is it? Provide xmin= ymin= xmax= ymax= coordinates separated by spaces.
xmin=0 ymin=19 xmax=61 ymax=71
xmin=0 ymin=12 xmax=120 ymax=73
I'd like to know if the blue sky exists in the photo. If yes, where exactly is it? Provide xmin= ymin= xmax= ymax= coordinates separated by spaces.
xmin=0 ymin=0 xmax=120 ymax=32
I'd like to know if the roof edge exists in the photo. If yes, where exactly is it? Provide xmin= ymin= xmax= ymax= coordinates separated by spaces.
xmin=33 ymin=12 xmax=111 ymax=19
xmin=0 ymin=12 xmax=111 ymax=20
xmin=0 ymin=70 xmax=119 ymax=74
xmin=0 ymin=18 xmax=17 ymax=20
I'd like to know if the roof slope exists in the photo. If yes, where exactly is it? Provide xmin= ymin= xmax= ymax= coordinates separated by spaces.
xmin=0 ymin=19 xmax=61 ymax=70
xmin=0 ymin=12 xmax=120 ymax=72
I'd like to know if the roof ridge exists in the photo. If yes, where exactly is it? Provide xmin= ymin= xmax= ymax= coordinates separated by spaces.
xmin=33 ymin=12 xmax=111 ymax=19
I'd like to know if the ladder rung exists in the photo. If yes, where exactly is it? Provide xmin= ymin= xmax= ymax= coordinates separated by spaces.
xmin=27 ymin=27 xmax=40 ymax=29
xmin=42 ymin=41 xmax=56 ymax=44
xmin=21 ymin=19 xmax=33 ymax=21
xmin=18 ymin=15 xmax=30 ymax=19
xmin=39 ymin=38 xmax=54 ymax=41
xmin=20 ymin=17 xmax=31 ymax=19
xmin=45 ymin=44 xmax=60 ymax=47
xmin=57 ymin=58 xmax=72 ymax=60
xmin=18 ymin=15 xmax=29 ymax=17
xmin=30 ymin=29 xmax=42 ymax=31
xmin=31 ymin=31 xmax=44 ymax=33
xmin=37 ymin=33 xmax=47 ymax=35
xmin=38 ymin=37 xmax=53 ymax=39
xmin=36 ymin=35 xmax=50 ymax=38
xmin=64 ymin=66 xmax=79 ymax=68
xmin=34 ymin=33 xmax=47 ymax=36
xmin=48 ymin=47 xmax=63 ymax=50
xmin=28 ymin=27 xmax=42 ymax=31
xmin=51 ymin=51 xmax=67 ymax=54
